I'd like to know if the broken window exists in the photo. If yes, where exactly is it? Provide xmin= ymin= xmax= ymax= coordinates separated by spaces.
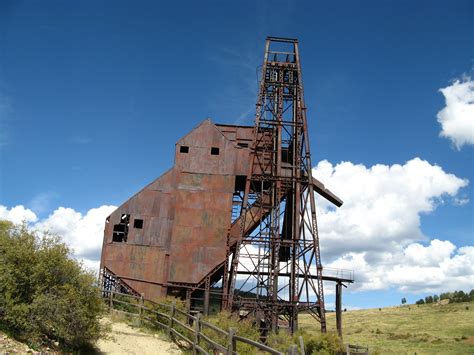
xmin=234 ymin=175 xmax=247 ymax=192
xmin=133 ymin=219 xmax=143 ymax=229
xmin=112 ymin=214 xmax=130 ymax=242
xmin=180 ymin=146 xmax=189 ymax=153
xmin=211 ymin=147 xmax=220 ymax=155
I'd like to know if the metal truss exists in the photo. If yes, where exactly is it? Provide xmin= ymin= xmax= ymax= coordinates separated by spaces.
xmin=224 ymin=37 xmax=327 ymax=333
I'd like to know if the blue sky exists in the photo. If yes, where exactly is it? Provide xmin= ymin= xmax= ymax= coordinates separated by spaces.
xmin=0 ymin=0 xmax=473 ymax=309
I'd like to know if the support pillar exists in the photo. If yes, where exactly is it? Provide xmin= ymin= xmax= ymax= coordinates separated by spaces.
xmin=185 ymin=289 xmax=192 ymax=313
xmin=336 ymin=282 xmax=342 ymax=337
xmin=204 ymin=277 xmax=210 ymax=316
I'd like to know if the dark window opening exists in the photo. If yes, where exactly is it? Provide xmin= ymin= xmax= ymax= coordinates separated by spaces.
xmin=234 ymin=175 xmax=247 ymax=192
xmin=112 ymin=214 xmax=130 ymax=242
xmin=211 ymin=147 xmax=220 ymax=155
xmin=180 ymin=146 xmax=189 ymax=153
xmin=237 ymin=142 xmax=249 ymax=148
xmin=133 ymin=219 xmax=143 ymax=229
xmin=281 ymin=148 xmax=289 ymax=163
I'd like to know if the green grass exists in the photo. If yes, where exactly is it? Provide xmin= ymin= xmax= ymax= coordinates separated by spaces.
xmin=299 ymin=301 xmax=474 ymax=354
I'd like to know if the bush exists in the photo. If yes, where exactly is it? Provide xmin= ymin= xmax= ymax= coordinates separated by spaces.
xmin=0 ymin=221 xmax=107 ymax=350
xmin=299 ymin=331 xmax=344 ymax=354
xmin=266 ymin=330 xmax=294 ymax=352
xmin=267 ymin=329 xmax=343 ymax=354
xmin=203 ymin=310 xmax=261 ymax=354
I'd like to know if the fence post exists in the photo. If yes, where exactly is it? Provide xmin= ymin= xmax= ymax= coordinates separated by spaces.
xmin=109 ymin=290 xmax=113 ymax=312
xmin=168 ymin=300 xmax=176 ymax=337
xmin=299 ymin=335 xmax=305 ymax=355
xmin=227 ymin=328 xmax=236 ymax=355
xmin=139 ymin=293 xmax=144 ymax=325
xmin=193 ymin=312 xmax=201 ymax=355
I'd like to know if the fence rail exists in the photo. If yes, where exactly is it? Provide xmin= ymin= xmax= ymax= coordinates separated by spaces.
xmin=101 ymin=289 xmax=300 ymax=354
xmin=102 ymin=288 xmax=365 ymax=355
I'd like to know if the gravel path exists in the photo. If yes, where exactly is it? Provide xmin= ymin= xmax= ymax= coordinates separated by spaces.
xmin=96 ymin=319 xmax=182 ymax=354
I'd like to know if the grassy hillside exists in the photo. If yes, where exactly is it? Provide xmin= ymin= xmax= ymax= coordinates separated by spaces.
xmin=300 ymin=301 xmax=474 ymax=354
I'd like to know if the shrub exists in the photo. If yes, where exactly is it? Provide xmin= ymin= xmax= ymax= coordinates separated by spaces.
xmin=298 ymin=331 xmax=344 ymax=354
xmin=203 ymin=310 xmax=261 ymax=354
xmin=267 ymin=330 xmax=294 ymax=352
xmin=0 ymin=221 xmax=107 ymax=350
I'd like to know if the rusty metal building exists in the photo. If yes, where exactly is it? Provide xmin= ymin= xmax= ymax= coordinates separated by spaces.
xmin=100 ymin=37 xmax=353 ymax=335
xmin=100 ymin=119 xmax=257 ymax=300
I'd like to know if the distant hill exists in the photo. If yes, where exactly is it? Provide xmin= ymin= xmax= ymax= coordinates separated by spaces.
xmin=300 ymin=301 xmax=474 ymax=354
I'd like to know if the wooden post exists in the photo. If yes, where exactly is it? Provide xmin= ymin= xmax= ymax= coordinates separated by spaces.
xmin=109 ymin=290 xmax=113 ymax=312
xmin=227 ymin=328 xmax=236 ymax=355
xmin=168 ymin=300 xmax=176 ymax=337
xmin=193 ymin=313 xmax=201 ymax=355
xmin=186 ymin=289 xmax=192 ymax=313
xmin=139 ymin=294 xmax=144 ymax=325
xmin=336 ymin=282 xmax=342 ymax=338
xmin=204 ymin=276 xmax=210 ymax=316
xmin=298 ymin=335 xmax=305 ymax=355
xmin=288 ymin=344 xmax=298 ymax=354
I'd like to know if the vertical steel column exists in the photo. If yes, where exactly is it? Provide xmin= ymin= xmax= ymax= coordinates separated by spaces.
xmin=336 ymin=282 xmax=342 ymax=337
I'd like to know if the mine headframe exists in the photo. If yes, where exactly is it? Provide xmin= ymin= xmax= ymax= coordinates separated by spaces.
xmin=222 ymin=37 xmax=334 ymax=334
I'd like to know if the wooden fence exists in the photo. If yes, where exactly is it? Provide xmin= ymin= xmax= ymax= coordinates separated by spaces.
xmin=103 ymin=289 xmax=367 ymax=355
xmin=103 ymin=289 xmax=302 ymax=354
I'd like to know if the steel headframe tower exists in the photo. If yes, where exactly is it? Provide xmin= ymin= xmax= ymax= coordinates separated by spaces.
xmin=224 ymin=37 xmax=327 ymax=333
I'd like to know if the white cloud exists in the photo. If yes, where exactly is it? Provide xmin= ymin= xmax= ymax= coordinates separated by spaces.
xmin=437 ymin=77 xmax=474 ymax=149
xmin=0 ymin=205 xmax=38 ymax=224
xmin=0 ymin=204 xmax=116 ymax=272
xmin=313 ymin=158 xmax=472 ymax=294
xmin=35 ymin=205 xmax=117 ymax=262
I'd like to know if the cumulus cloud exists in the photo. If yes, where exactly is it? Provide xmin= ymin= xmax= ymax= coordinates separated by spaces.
xmin=35 ymin=205 xmax=116 ymax=261
xmin=0 ymin=205 xmax=38 ymax=224
xmin=0 ymin=204 xmax=116 ymax=272
xmin=313 ymin=158 xmax=472 ymax=294
xmin=437 ymin=77 xmax=474 ymax=149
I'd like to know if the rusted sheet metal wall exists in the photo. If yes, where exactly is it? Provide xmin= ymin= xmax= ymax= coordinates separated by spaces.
xmin=168 ymin=173 xmax=234 ymax=283
xmin=100 ymin=119 xmax=252 ymax=299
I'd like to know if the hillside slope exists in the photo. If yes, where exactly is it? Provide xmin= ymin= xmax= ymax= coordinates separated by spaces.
xmin=300 ymin=301 xmax=474 ymax=354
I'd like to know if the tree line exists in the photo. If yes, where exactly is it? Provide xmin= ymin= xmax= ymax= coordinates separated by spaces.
xmin=401 ymin=290 xmax=474 ymax=305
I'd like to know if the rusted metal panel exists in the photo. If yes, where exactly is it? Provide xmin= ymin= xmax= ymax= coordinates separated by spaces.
xmin=101 ymin=243 xmax=167 ymax=300
xmin=168 ymin=171 xmax=234 ymax=284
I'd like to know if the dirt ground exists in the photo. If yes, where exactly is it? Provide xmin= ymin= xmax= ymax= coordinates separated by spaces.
xmin=95 ymin=319 xmax=182 ymax=355
xmin=0 ymin=331 xmax=36 ymax=354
